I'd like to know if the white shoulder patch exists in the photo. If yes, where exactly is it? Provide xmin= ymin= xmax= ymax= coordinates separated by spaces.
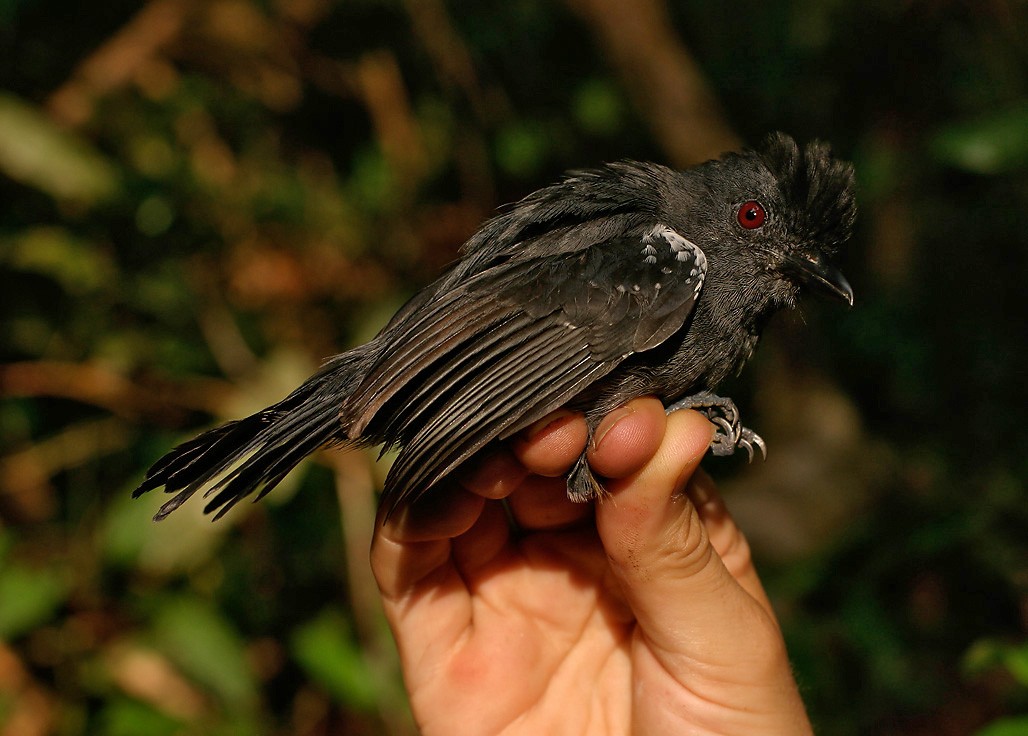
xmin=644 ymin=224 xmax=707 ymax=292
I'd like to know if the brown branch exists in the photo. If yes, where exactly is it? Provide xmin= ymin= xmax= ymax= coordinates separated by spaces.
xmin=330 ymin=449 xmax=417 ymax=735
xmin=354 ymin=50 xmax=428 ymax=193
xmin=403 ymin=0 xmax=506 ymax=124
xmin=0 ymin=644 xmax=55 ymax=736
xmin=46 ymin=0 xmax=194 ymax=127
xmin=402 ymin=0 xmax=499 ymax=206
xmin=105 ymin=643 xmax=209 ymax=720
xmin=0 ymin=361 xmax=229 ymax=423
xmin=188 ymin=263 xmax=261 ymax=381
xmin=564 ymin=0 xmax=740 ymax=166
xmin=0 ymin=417 xmax=132 ymax=522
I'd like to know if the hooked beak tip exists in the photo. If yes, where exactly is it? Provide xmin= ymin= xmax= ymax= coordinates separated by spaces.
xmin=784 ymin=254 xmax=854 ymax=307
xmin=840 ymin=281 xmax=855 ymax=308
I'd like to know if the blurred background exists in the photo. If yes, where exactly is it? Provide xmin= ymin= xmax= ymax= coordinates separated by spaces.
xmin=1 ymin=0 xmax=1026 ymax=734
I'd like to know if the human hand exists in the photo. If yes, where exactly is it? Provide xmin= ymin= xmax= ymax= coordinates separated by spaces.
xmin=370 ymin=398 xmax=812 ymax=735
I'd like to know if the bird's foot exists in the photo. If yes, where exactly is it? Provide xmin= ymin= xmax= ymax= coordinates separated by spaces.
xmin=735 ymin=427 xmax=767 ymax=463
xmin=563 ymin=392 xmax=767 ymax=503
xmin=665 ymin=392 xmax=767 ymax=462
xmin=567 ymin=450 xmax=605 ymax=503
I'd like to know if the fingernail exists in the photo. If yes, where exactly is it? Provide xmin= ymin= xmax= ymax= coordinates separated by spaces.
xmin=592 ymin=405 xmax=635 ymax=451
xmin=524 ymin=410 xmax=577 ymax=440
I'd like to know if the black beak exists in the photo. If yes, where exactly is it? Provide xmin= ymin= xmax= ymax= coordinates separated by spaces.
xmin=782 ymin=253 xmax=854 ymax=306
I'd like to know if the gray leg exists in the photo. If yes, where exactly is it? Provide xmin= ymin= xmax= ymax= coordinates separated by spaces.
xmin=666 ymin=391 xmax=767 ymax=462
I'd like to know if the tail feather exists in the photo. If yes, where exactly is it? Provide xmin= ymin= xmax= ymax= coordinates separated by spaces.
xmin=201 ymin=408 xmax=341 ymax=520
xmin=134 ymin=349 xmax=369 ymax=521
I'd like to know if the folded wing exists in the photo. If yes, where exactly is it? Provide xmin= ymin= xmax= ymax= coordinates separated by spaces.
xmin=346 ymin=223 xmax=708 ymax=511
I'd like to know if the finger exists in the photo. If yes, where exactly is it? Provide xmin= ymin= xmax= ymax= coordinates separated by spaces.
xmin=450 ymin=500 xmax=517 ymax=577
xmin=371 ymin=480 xmax=486 ymax=600
xmin=587 ymin=397 xmax=667 ymax=479
xmin=507 ymin=398 xmax=665 ymax=529
xmin=370 ymin=526 xmax=471 ymax=679
xmin=371 ymin=500 xmax=515 ymax=685
xmin=456 ymin=445 xmax=529 ymax=499
xmin=370 ymin=526 xmax=454 ymax=602
xmin=684 ymin=469 xmax=774 ymax=617
xmin=507 ymin=474 xmax=593 ymax=530
xmin=596 ymin=410 xmax=783 ymax=669
xmin=370 ymin=484 xmax=495 ymax=672
xmin=379 ymin=480 xmax=485 ymax=544
xmin=510 ymin=410 xmax=588 ymax=477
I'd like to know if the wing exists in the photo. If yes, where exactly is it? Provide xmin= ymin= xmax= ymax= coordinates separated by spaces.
xmin=347 ymin=223 xmax=707 ymax=511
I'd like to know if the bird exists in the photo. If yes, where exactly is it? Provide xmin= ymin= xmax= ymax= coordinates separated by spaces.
xmin=134 ymin=132 xmax=856 ymax=521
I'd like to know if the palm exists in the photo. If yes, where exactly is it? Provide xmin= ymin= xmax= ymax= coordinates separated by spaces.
xmin=371 ymin=404 xmax=812 ymax=736
xmin=441 ymin=521 xmax=635 ymax=731
xmin=384 ymin=498 xmax=659 ymax=734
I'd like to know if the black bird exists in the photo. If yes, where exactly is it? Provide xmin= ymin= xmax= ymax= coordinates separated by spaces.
xmin=134 ymin=133 xmax=856 ymax=521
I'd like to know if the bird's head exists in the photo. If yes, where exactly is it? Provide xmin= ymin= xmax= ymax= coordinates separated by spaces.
xmin=683 ymin=133 xmax=857 ymax=308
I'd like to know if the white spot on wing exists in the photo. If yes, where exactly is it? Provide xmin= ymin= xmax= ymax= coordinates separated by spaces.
xmin=647 ymin=224 xmax=707 ymax=278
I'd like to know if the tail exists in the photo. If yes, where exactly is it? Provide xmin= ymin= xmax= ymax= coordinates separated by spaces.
xmin=133 ymin=348 xmax=371 ymax=521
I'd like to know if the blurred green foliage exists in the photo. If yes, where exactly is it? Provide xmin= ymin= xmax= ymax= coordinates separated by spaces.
xmin=1 ymin=1 xmax=1026 ymax=734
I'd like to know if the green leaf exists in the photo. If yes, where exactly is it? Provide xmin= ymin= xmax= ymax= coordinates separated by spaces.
xmin=96 ymin=698 xmax=183 ymax=736
xmin=974 ymin=716 xmax=1028 ymax=736
xmin=151 ymin=596 xmax=257 ymax=710
xmin=135 ymin=195 xmax=176 ymax=237
xmin=0 ymin=563 xmax=67 ymax=639
xmin=0 ymin=92 xmax=118 ymax=205
xmin=853 ymin=137 xmax=904 ymax=201
xmin=1002 ymin=641 xmax=1028 ymax=688
xmin=290 ymin=609 xmax=378 ymax=710
xmin=963 ymin=638 xmax=1004 ymax=676
xmin=348 ymin=146 xmax=395 ymax=212
xmin=964 ymin=638 xmax=1028 ymax=688
xmin=929 ymin=103 xmax=1028 ymax=174
xmin=573 ymin=79 xmax=624 ymax=136
xmin=495 ymin=121 xmax=548 ymax=178
xmin=100 ymin=487 xmax=231 ymax=575
xmin=3 ymin=226 xmax=115 ymax=294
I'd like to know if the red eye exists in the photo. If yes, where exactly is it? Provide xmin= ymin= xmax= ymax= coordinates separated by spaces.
xmin=737 ymin=200 xmax=766 ymax=229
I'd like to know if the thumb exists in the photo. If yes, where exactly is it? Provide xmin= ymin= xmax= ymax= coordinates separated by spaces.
xmin=595 ymin=410 xmax=783 ymax=673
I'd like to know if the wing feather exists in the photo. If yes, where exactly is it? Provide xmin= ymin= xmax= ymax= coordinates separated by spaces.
xmin=374 ymin=312 xmax=539 ymax=438
xmin=385 ymin=330 xmax=593 ymax=501
xmin=349 ymin=222 xmax=707 ymax=510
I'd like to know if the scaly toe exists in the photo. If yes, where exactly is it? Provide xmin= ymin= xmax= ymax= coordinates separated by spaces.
xmin=711 ymin=415 xmax=734 ymax=439
xmin=738 ymin=428 xmax=767 ymax=461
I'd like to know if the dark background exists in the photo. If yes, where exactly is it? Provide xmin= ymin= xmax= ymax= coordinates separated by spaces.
xmin=1 ymin=1 xmax=1026 ymax=734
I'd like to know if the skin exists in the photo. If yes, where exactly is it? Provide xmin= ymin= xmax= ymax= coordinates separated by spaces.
xmin=370 ymin=399 xmax=813 ymax=736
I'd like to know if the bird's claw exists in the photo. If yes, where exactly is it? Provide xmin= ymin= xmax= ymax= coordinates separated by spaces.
xmin=710 ymin=415 xmax=736 ymax=444
xmin=737 ymin=428 xmax=767 ymax=463
xmin=665 ymin=391 xmax=767 ymax=461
